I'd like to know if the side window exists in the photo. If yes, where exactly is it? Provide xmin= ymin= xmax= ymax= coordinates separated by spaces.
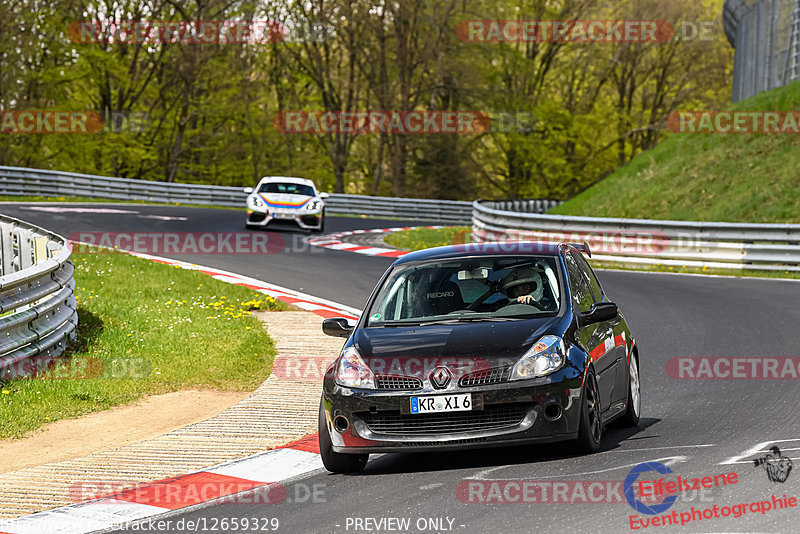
xmin=564 ymin=254 xmax=593 ymax=313
xmin=571 ymin=252 xmax=604 ymax=303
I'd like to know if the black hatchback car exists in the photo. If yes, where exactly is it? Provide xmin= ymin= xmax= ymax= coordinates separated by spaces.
xmin=319 ymin=242 xmax=641 ymax=473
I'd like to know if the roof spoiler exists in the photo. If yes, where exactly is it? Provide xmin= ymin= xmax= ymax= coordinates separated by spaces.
xmin=570 ymin=242 xmax=592 ymax=258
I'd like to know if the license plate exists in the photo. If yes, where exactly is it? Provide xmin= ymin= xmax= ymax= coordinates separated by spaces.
xmin=410 ymin=394 xmax=472 ymax=414
xmin=274 ymin=211 xmax=295 ymax=219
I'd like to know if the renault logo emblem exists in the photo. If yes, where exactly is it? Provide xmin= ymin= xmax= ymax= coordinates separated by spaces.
xmin=430 ymin=366 xmax=452 ymax=389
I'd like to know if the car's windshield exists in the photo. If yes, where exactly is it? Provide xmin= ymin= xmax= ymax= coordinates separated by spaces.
xmin=258 ymin=182 xmax=316 ymax=196
xmin=366 ymin=256 xmax=561 ymax=326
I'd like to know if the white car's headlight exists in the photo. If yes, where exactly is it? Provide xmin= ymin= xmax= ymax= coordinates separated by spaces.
xmin=248 ymin=195 xmax=264 ymax=208
xmin=510 ymin=335 xmax=566 ymax=380
xmin=334 ymin=347 xmax=375 ymax=389
xmin=307 ymin=200 xmax=321 ymax=211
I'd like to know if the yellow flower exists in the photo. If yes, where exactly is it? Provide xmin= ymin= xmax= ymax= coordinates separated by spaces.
xmin=2 ymin=390 xmax=9 ymax=395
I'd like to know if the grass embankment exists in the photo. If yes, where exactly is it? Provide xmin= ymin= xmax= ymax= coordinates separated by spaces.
xmin=0 ymin=249 xmax=288 ymax=439
xmin=383 ymin=226 xmax=470 ymax=251
xmin=549 ymin=81 xmax=800 ymax=223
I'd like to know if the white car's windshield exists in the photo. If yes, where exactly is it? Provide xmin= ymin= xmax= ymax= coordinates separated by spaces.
xmin=259 ymin=182 xmax=316 ymax=196
xmin=366 ymin=256 xmax=561 ymax=326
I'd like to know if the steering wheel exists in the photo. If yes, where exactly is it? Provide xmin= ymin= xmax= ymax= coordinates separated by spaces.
xmin=504 ymin=298 xmax=546 ymax=311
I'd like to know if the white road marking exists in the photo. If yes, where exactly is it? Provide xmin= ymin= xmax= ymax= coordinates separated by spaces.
xmin=596 ymin=444 xmax=717 ymax=454
xmin=0 ymin=500 xmax=166 ymax=534
xmin=324 ymin=242 xmax=362 ymax=250
xmin=208 ymin=448 xmax=323 ymax=483
xmin=467 ymin=455 xmax=688 ymax=480
xmin=136 ymin=214 xmax=188 ymax=221
xmin=21 ymin=206 xmax=138 ymax=214
xmin=719 ymin=439 xmax=800 ymax=465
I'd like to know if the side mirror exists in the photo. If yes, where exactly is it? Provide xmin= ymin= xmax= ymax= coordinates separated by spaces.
xmin=243 ymin=187 xmax=254 ymax=194
xmin=319 ymin=192 xmax=330 ymax=199
xmin=322 ymin=317 xmax=354 ymax=338
xmin=579 ymin=302 xmax=618 ymax=327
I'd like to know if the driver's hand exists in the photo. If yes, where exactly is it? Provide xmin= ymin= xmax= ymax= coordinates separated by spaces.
xmin=516 ymin=295 xmax=535 ymax=304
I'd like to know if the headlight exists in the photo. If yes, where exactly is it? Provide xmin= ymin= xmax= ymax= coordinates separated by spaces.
xmin=307 ymin=200 xmax=321 ymax=210
xmin=510 ymin=335 xmax=566 ymax=380
xmin=334 ymin=347 xmax=375 ymax=389
xmin=248 ymin=195 xmax=264 ymax=208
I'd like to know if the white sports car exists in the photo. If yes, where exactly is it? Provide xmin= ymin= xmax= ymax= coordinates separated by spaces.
xmin=244 ymin=176 xmax=328 ymax=232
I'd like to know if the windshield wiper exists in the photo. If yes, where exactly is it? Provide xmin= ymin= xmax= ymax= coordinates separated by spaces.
xmin=377 ymin=321 xmax=424 ymax=327
xmin=376 ymin=316 xmax=522 ymax=327
xmin=417 ymin=316 xmax=521 ymax=325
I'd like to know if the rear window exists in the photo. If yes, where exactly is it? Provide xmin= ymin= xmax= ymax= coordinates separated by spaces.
xmin=366 ymin=256 xmax=562 ymax=326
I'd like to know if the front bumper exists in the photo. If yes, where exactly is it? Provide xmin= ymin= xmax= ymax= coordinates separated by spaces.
xmin=246 ymin=208 xmax=323 ymax=230
xmin=322 ymin=372 xmax=584 ymax=454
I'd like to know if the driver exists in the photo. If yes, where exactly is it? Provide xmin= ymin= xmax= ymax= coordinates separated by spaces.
xmin=502 ymin=266 xmax=544 ymax=305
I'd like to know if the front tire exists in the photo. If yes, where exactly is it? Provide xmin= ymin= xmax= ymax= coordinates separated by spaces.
xmin=313 ymin=210 xmax=326 ymax=234
xmin=575 ymin=370 xmax=602 ymax=453
xmin=318 ymin=400 xmax=367 ymax=473
xmin=617 ymin=354 xmax=641 ymax=427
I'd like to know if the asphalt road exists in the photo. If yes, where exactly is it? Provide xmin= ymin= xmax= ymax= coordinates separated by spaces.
xmin=3 ymin=203 xmax=800 ymax=534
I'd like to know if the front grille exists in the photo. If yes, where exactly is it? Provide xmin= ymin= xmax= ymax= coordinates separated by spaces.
xmin=401 ymin=437 xmax=490 ymax=447
xmin=300 ymin=215 xmax=320 ymax=225
xmin=248 ymin=212 xmax=267 ymax=222
xmin=361 ymin=404 xmax=528 ymax=435
xmin=459 ymin=366 xmax=512 ymax=387
xmin=375 ymin=374 xmax=423 ymax=390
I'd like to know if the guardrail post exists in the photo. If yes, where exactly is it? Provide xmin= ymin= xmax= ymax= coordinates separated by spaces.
xmin=18 ymin=229 xmax=33 ymax=269
xmin=0 ymin=222 xmax=13 ymax=276
xmin=33 ymin=236 xmax=48 ymax=265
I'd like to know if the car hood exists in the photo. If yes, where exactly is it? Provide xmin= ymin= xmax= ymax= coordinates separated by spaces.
xmin=353 ymin=316 xmax=563 ymax=366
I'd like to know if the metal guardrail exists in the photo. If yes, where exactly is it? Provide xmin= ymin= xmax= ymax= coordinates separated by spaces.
xmin=323 ymin=194 xmax=473 ymax=224
xmin=0 ymin=166 xmax=483 ymax=223
xmin=723 ymin=0 xmax=800 ymax=102
xmin=0 ymin=216 xmax=77 ymax=379
xmin=472 ymin=200 xmax=800 ymax=271
xmin=0 ymin=166 xmax=246 ymax=207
